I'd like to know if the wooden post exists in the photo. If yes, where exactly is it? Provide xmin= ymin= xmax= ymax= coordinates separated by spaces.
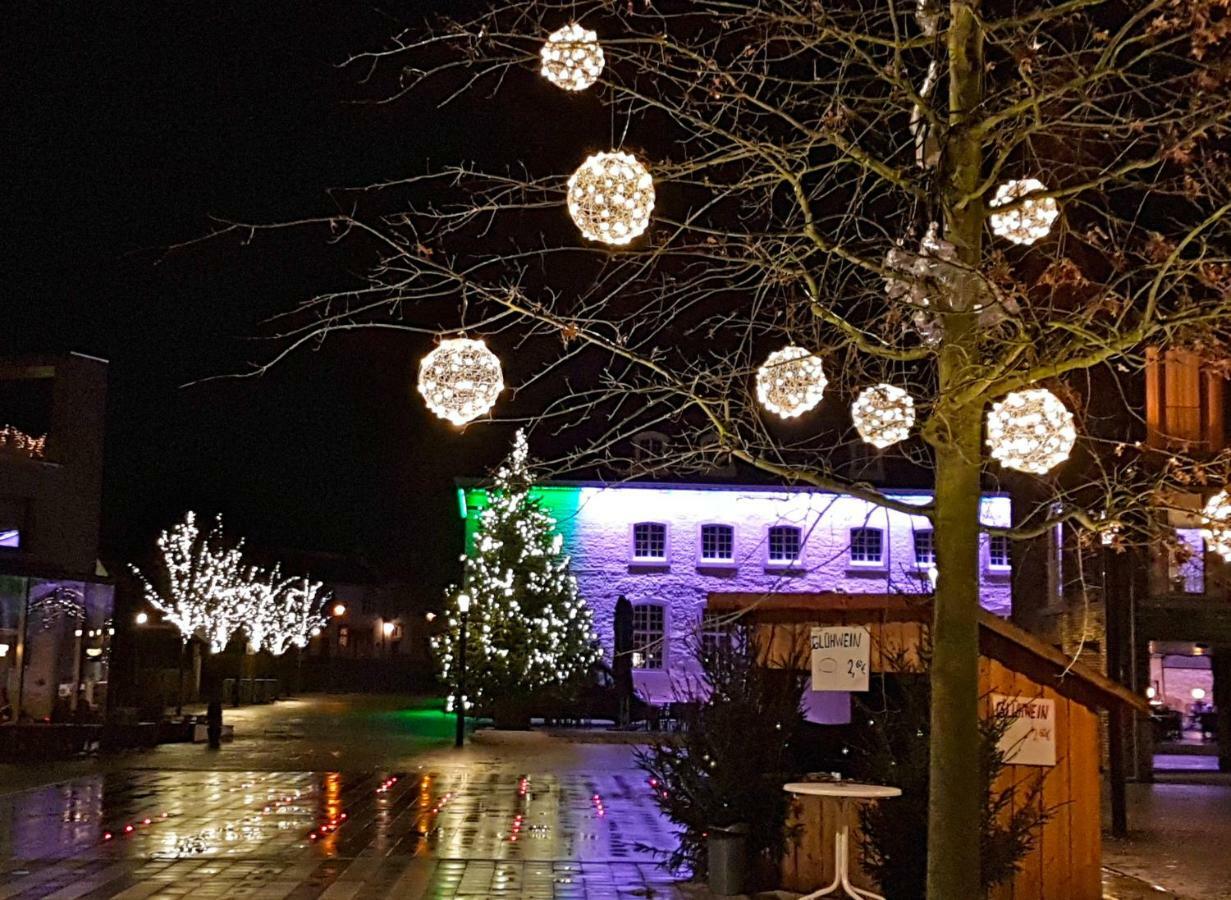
xmin=1104 ymin=544 xmax=1129 ymax=835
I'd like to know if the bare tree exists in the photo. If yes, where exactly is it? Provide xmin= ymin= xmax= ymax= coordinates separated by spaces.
xmin=199 ymin=2 xmax=1231 ymax=893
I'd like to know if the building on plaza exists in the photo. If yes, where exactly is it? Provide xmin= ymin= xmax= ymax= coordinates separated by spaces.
xmin=1012 ymin=348 xmax=1231 ymax=776
xmin=457 ymin=478 xmax=1014 ymax=720
xmin=0 ymin=353 xmax=115 ymax=722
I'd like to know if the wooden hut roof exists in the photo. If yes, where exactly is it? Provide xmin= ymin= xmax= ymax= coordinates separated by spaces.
xmin=707 ymin=592 xmax=1148 ymax=715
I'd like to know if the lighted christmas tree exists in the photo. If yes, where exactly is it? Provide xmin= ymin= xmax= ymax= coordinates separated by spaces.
xmin=437 ymin=430 xmax=599 ymax=715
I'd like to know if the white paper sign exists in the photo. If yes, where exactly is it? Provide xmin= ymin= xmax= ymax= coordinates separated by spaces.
xmin=810 ymin=626 xmax=870 ymax=692
xmin=991 ymin=694 xmax=1057 ymax=767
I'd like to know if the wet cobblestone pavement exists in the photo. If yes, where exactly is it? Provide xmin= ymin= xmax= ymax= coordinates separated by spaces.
xmin=0 ymin=767 xmax=686 ymax=899
xmin=0 ymin=698 xmax=1215 ymax=899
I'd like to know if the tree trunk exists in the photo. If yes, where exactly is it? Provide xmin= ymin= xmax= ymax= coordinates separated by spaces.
xmin=926 ymin=2 xmax=986 ymax=896
xmin=928 ymin=399 xmax=985 ymax=898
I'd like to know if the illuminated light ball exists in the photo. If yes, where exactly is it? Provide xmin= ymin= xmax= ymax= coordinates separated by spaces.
xmin=540 ymin=23 xmax=604 ymax=92
xmin=852 ymin=383 xmax=916 ymax=448
xmin=1199 ymin=490 xmax=1231 ymax=562
xmin=755 ymin=345 xmax=827 ymax=419
xmin=417 ymin=338 xmax=504 ymax=426
xmin=566 ymin=151 xmax=654 ymax=245
xmin=986 ymin=388 xmax=1076 ymax=474
xmin=988 ymin=177 xmax=1059 ymax=245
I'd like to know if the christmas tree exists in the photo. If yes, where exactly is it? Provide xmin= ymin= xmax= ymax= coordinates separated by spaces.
xmin=437 ymin=430 xmax=599 ymax=717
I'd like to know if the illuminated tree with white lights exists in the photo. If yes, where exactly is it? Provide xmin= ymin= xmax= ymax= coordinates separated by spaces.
xmin=259 ymin=574 xmax=330 ymax=656
xmin=219 ymin=2 xmax=1231 ymax=892
xmin=437 ymin=431 xmax=600 ymax=714
xmin=134 ymin=511 xmax=245 ymax=653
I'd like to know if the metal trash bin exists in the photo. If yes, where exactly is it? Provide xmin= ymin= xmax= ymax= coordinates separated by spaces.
xmin=708 ymin=822 xmax=749 ymax=896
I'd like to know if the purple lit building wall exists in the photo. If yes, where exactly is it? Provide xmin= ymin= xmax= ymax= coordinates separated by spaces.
xmin=459 ymin=482 xmax=1012 ymax=717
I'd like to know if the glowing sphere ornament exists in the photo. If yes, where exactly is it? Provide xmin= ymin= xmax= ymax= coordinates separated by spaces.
xmin=756 ymin=345 xmax=827 ymax=419
xmin=417 ymin=338 xmax=504 ymax=426
xmin=540 ymin=23 xmax=604 ymax=91
xmin=989 ymin=178 xmax=1059 ymax=245
xmin=567 ymin=151 xmax=654 ymax=245
xmin=852 ymin=383 xmax=916 ymax=448
xmin=1200 ymin=490 xmax=1231 ymax=562
xmin=986 ymin=388 xmax=1076 ymax=474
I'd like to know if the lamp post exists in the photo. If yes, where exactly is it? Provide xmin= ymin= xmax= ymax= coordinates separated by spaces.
xmin=455 ymin=593 xmax=470 ymax=748
xmin=132 ymin=612 xmax=148 ymax=710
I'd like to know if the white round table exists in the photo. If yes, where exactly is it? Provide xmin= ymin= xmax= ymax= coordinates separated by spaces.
xmin=783 ymin=782 xmax=902 ymax=900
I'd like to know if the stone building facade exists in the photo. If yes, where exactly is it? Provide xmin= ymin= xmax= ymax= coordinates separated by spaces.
xmin=459 ymin=481 xmax=1013 ymax=715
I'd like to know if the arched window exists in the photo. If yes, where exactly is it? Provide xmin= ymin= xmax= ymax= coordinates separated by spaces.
xmin=767 ymin=525 xmax=802 ymax=565
xmin=631 ymin=604 xmax=665 ymax=669
xmin=632 ymin=522 xmax=668 ymax=561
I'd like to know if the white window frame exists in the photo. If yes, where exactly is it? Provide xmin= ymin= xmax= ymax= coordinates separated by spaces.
xmin=697 ymin=523 xmax=736 ymax=567
xmin=630 ymin=521 xmax=669 ymax=564
xmin=987 ymin=534 xmax=1012 ymax=572
xmin=912 ymin=529 xmax=935 ymax=569
xmin=631 ymin=603 xmax=666 ymax=670
xmin=849 ymin=526 xmax=885 ymax=568
xmin=699 ymin=611 xmax=734 ymax=660
xmin=766 ymin=524 xmax=803 ymax=568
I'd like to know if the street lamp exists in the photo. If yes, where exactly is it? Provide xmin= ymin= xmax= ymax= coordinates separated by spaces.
xmin=455 ymin=593 xmax=470 ymax=748
xmin=332 ymin=603 xmax=346 ymax=617
xmin=135 ymin=611 xmax=149 ymax=625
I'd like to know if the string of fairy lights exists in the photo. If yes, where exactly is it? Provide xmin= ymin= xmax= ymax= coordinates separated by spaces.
xmin=132 ymin=512 xmax=329 ymax=656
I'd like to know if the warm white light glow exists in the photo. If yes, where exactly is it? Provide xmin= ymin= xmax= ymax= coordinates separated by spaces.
xmin=456 ymin=592 xmax=471 ymax=614
xmin=567 ymin=151 xmax=654 ymax=245
xmin=425 ymin=611 xmax=437 ymax=622
xmin=382 ymin=621 xmax=396 ymax=637
xmin=755 ymin=345 xmax=827 ymax=419
xmin=332 ymin=603 xmax=346 ymax=617
xmin=417 ymin=338 xmax=504 ymax=426
xmin=1200 ymin=490 xmax=1231 ymax=562
xmin=852 ymin=383 xmax=916 ymax=448
xmin=540 ymin=23 xmax=604 ymax=91
xmin=989 ymin=178 xmax=1059 ymax=245
xmin=1146 ymin=686 xmax=1156 ymax=699
xmin=1191 ymin=687 xmax=1207 ymax=701
xmin=135 ymin=612 xmax=149 ymax=625
xmin=986 ymin=388 xmax=1075 ymax=474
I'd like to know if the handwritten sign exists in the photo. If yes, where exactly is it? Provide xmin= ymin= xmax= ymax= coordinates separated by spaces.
xmin=810 ymin=626 xmax=870 ymax=692
xmin=991 ymin=694 xmax=1057 ymax=767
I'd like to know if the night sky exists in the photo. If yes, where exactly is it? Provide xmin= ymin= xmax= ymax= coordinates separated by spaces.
xmin=2 ymin=3 xmax=535 ymax=595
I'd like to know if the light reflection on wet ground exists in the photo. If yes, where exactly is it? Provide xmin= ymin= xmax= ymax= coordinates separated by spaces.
xmin=0 ymin=766 xmax=686 ymax=898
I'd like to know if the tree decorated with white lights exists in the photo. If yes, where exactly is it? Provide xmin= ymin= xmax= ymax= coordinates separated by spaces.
xmin=437 ymin=430 xmax=600 ymax=712
xmin=136 ymin=513 xmax=329 ymax=657
xmin=258 ymin=575 xmax=331 ymax=656
xmin=218 ymin=2 xmax=1231 ymax=892
xmin=134 ymin=511 xmax=246 ymax=653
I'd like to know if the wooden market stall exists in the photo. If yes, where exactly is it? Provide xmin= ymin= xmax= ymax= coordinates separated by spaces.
xmin=708 ymin=592 xmax=1148 ymax=900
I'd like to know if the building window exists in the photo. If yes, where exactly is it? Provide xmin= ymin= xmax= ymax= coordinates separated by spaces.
xmin=767 ymin=525 xmax=802 ymax=565
xmin=632 ymin=522 xmax=667 ymax=561
xmin=989 ymin=535 xmax=1012 ymax=569
xmin=1145 ymin=347 xmax=1224 ymax=450
xmin=632 ymin=431 xmax=668 ymax=461
xmin=700 ymin=524 xmax=735 ymax=564
xmin=631 ymin=604 xmax=665 ymax=669
xmin=913 ymin=529 xmax=935 ymax=567
xmin=849 ymin=527 xmax=884 ymax=565
xmin=0 ymin=498 xmax=27 ymax=551
xmin=699 ymin=611 xmax=737 ymax=661
xmin=1169 ymin=528 xmax=1205 ymax=594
